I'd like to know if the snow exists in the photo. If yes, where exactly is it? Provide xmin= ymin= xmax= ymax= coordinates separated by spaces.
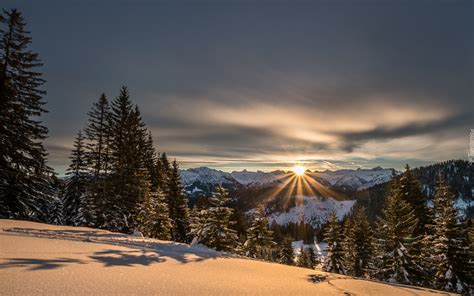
xmin=180 ymin=167 xmax=235 ymax=185
xmin=314 ymin=167 xmax=396 ymax=191
xmin=230 ymin=170 xmax=285 ymax=186
xmin=0 ymin=220 xmax=442 ymax=295
xmin=268 ymin=195 xmax=356 ymax=227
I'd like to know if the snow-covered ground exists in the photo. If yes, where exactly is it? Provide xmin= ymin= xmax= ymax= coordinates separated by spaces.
xmin=269 ymin=195 xmax=356 ymax=227
xmin=0 ymin=220 xmax=446 ymax=295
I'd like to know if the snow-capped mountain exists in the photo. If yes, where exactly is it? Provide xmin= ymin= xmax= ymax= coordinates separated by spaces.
xmin=314 ymin=167 xmax=396 ymax=191
xmin=180 ymin=166 xmax=396 ymax=194
xmin=268 ymin=195 xmax=356 ymax=227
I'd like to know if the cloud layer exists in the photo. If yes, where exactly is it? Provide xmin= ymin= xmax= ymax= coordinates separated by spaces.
xmin=6 ymin=1 xmax=472 ymax=173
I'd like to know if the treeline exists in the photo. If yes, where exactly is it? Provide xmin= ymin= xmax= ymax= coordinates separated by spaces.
xmin=322 ymin=167 xmax=473 ymax=294
xmin=62 ymin=87 xmax=190 ymax=242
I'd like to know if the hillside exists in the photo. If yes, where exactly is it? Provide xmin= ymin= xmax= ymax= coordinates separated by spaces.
xmin=0 ymin=220 xmax=450 ymax=295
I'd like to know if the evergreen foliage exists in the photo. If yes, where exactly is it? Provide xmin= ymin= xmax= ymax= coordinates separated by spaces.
xmin=243 ymin=205 xmax=274 ymax=260
xmin=372 ymin=179 xmax=423 ymax=285
xmin=190 ymin=186 xmax=238 ymax=251
xmin=343 ymin=208 xmax=373 ymax=277
xmin=165 ymin=160 xmax=190 ymax=242
xmin=0 ymin=9 xmax=53 ymax=220
xmin=63 ymin=131 xmax=90 ymax=225
xmin=278 ymin=239 xmax=295 ymax=266
xmin=323 ymin=211 xmax=345 ymax=274
xmin=398 ymin=165 xmax=432 ymax=235
xmin=427 ymin=175 xmax=472 ymax=293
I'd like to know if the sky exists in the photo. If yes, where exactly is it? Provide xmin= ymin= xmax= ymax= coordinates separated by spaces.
xmin=5 ymin=1 xmax=473 ymax=174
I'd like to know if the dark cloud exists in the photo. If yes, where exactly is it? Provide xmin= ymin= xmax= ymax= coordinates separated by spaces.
xmin=3 ymin=1 xmax=472 ymax=172
xmin=337 ymin=111 xmax=473 ymax=152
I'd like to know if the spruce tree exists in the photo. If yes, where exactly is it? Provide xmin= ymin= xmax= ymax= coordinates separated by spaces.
xmin=278 ymin=239 xmax=295 ymax=266
xmin=137 ymin=188 xmax=172 ymax=240
xmin=428 ymin=175 xmax=472 ymax=293
xmin=0 ymin=9 xmax=53 ymax=220
xmin=297 ymin=246 xmax=309 ymax=268
xmin=372 ymin=179 xmax=424 ymax=285
xmin=154 ymin=152 xmax=170 ymax=199
xmin=165 ymin=160 xmax=190 ymax=242
xmin=323 ymin=211 xmax=345 ymax=274
xmin=343 ymin=209 xmax=373 ymax=277
xmin=306 ymin=246 xmax=318 ymax=269
xmin=190 ymin=186 xmax=237 ymax=252
xmin=243 ymin=205 xmax=274 ymax=260
xmin=105 ymin=87 xmax=148 ymax=232
xmin=398 ymin=165 xmax=432 ymax=236
xmin=63 ymin=131 xmax=90 ymax=225
xmin=84 ymin=93 xmax=111 ymax=177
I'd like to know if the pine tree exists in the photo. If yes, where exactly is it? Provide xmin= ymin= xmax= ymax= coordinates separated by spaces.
xmin=165 ymin=160 xmax=190 ymax=242
xmin=323 ymin=211 xmax=345 ymax=274
xmin=243 ymin=205 xmax=274 ymax=260
xmin=190 ymin=186 xmax=238 ymax=252
xmin=104 ymin=87 xmax=148 ymax=232
xmin=84 ymin=93 xmax=111 ymax=177
xmin=372 ymin=179 xmax=424 ymax=285
xmin=343 ymin=209 xmax=373 ymax=277
xmin=63 ymin=131 xmax=90 ymax=225
xmin=428 ymin=175 xmax=472 ymax=293
xmin=0 ymin=9 xmax=53 ymax=220
xmin=278 ymin=239 xmax=295 ymax=266
xmin=137 ymin=188 xmax=172 ymax=240
xmin=306 ymin=246 xmax=318 ymax=269
xmin=154 ymin=152 xmax=171 ymax=200
xmin=297 ymin=246 xmax=309 ymax=268
xmin=398 ymin=165 xmax=432 ymax=236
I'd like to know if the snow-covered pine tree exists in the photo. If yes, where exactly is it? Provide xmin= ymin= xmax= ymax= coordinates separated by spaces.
xmin=137 ymin=187 xmax=172 ymax=240
xmin=343 ymin=208 xmax=373 ymax=277
xmin=84 ymin=93 xmax=111 ymax=177
xmin=0 ymin=9 xmax=53 ymax=220
xmin=190 ymin=186 xmax=238 ymax=252
xmin=307 ymin=246 xmax=318 ymax=269
xmin=278 ymin=239 xmax=295 ymax=265
xmin=243 ymin=205 xmax=274 ymax=260
xmin=428 ymin=174 xmax=472 ymax=294
xmin=63 ymin=131 xmax=90 ymax=225
xmin=372 ymin=179 xmax=424 ymax=285
xmin=323 ymin=211 xmax=345 ymax=274
xmin=398 ymin=165 xmax=432 ymax=236
xmin=297 ymin=246 xmax=309 ymax=268
xmin=165 ymin=160 xmax=190 ymax=243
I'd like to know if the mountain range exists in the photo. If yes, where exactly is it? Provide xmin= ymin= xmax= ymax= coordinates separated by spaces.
xmin=180 ymin=160 xmax=473 ymax=227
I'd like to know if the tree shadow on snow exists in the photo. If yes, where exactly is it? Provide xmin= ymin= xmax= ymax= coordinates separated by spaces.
xmin=0 ymin=257 xmax=85 ymax=271
xmin=2 ymin=227 xmax=226 ymax=270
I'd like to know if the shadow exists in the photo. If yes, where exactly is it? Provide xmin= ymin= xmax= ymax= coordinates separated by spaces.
xmin=307 ymin=274 xmax=328 ymax=283
xmin=0 ymin=257 xmax=85 ymax=271
xmin=89 ymin=249 xmax=165 ymax=267
xmin=2 ymin=227 xmax=225 ymax=270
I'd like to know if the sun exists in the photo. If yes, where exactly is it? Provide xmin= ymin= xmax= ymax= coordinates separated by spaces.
xmin=293 ymin=165 xmax=306 ymax=176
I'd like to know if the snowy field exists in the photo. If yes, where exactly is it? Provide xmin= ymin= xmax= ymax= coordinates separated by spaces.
xmin=0 ymin=220 xmax=451 ymax=295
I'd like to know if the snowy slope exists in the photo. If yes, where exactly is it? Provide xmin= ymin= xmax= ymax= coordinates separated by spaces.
xmin=268 ymin=196 xmax=356 ymax=227
xmin=0 ymin=220 xmax=444 ymax=296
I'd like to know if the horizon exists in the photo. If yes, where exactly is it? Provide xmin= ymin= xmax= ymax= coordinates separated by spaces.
xmin=4 ymin=1 xmax=473 ymax=175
